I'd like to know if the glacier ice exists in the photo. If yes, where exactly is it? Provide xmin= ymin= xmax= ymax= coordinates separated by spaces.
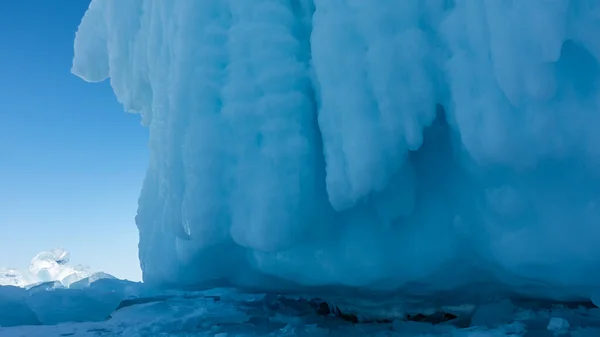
xmin=0 ymin=269 xmax=28 ymax=288
xmin=72 ymin=0 xmax=600 ymax=308
xmin=0 ymin=248 xmax=107 ymax=288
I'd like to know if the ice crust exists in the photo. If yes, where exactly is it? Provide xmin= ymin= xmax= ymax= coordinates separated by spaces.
xmin=3 ymin=287 xmax=600 ymax=336
xmin=73 ymin=0 xmax=600 ymax=304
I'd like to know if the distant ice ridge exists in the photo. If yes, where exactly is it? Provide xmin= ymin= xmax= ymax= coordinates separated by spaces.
xmin=0 ymin=249 xmax=108 ymax=288
xmin=73 ymin=0 xmax=600 ymax=306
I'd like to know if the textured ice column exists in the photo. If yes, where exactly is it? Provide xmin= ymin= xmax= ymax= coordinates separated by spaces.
xmin=223 ymin=0 xmax=321 ymax=253
xmin=442 ymin=0 xmax=600 ymax=166
xmin=73 ymin=0 xmax=324 ymax=285
xmin=311 ymin=0 xmax=440 ymax=212
xmin=74 ymin=0 xmax=238 ymax=284
xmin=440 ymin=0 xmax=600 ymax=296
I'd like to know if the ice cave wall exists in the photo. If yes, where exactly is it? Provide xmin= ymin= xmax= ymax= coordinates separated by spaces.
xmin=72 ymin=0 xmax=600 ymax=302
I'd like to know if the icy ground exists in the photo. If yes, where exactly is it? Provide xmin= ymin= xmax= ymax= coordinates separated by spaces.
xmin=3 ymin=283 xmax=600 ymax=337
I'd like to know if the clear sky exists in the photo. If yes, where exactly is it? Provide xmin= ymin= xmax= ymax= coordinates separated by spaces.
xmin=0 ymin=1 xmax=148 ymax=281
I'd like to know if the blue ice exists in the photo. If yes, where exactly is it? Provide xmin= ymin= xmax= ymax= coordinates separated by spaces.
xmin=71 ymin=0 xmax=600 ymax=313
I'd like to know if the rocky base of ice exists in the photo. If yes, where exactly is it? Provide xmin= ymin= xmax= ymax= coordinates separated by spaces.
xmin=3 ymin=282 xmax=600 ymax=337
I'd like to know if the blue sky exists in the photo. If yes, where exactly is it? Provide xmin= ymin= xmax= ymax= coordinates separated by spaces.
xmin=0 ymin=1 xmax=148 ymax=281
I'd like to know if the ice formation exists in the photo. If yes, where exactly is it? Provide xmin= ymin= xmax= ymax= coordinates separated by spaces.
xmin=4 ymin=287 xmax=600 ymax=335
xmin=0 ymin=276 xmax=142 ymax=328
xmin=72 ymin=0 xmax=600 ymax=307
xmin=0 ymin=249 xmax=104 ymax=288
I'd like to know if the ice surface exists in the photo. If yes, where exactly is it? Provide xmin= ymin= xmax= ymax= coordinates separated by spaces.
xmin=25 ymin=278 xmax=141 ymax=325
xmin=470 ymin=300 xmax=515 ymax=328
xmin=2 ymin=288 xmax=600 ymax=336
xmin=0 ymin=286 xmax=40 ymax=327
xmin=72 ymin=0 xmax=600 ymax=311
xmin=0 ymin=249 xmax=107 ymax=288
xmin=0 ymin=277 xmax=143 ymax=328
xmin=547 ymin=316 xmax=570 ymax=333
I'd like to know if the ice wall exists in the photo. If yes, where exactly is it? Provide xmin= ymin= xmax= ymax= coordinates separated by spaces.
xmin=73 ymin=0 xmax=600 ymax=304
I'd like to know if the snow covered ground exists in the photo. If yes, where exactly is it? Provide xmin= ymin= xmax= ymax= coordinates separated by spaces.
xmin=3 ymin=283 xmax=600 ymax=336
